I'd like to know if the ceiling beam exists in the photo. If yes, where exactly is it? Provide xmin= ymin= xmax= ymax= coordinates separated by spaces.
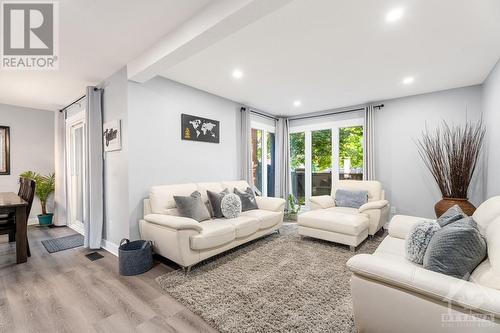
xmin=127 ymin=0 xmax=293 ymax=83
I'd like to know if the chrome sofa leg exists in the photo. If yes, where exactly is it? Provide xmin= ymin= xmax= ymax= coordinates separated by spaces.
xmin=276 ymin=229 xmax=280 ymax=234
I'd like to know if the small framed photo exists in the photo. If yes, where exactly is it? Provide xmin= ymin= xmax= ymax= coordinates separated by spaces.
xmin=103 ymin=120 xmax=121 ymax=152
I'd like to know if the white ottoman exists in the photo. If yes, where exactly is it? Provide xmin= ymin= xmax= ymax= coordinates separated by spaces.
xmin=298 ymin=210 xmax=369 ymax=251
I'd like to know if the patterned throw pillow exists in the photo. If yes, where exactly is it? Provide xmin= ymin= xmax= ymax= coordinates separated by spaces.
xmin=437 ymin=204 xmax=467 ymax=227
xmin=424 ymin=217 xmax=487 ymax=280
xmin=207 ymin=188 xmax=230 ymax=218
xmin=234 ymin=187 xmax=258 ymax=212
xmin=173 ymin=191 xmax=211 ymax=222
xmin=221 ymin=194 xmax=242 ymax=219
xmin=405 ymin=220 xmax=441 ymax=264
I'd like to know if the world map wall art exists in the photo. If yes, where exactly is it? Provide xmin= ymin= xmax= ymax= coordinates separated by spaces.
xmin=181 ymin=114 xmax=220 ymax=143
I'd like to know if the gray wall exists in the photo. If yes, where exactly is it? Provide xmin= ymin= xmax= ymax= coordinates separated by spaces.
xmin=0 ymin=104 xmax=54 ymax=220
xmin=127 ymin=77 xmax=242 ymax=239
xmin=483 ymin=59 xmax=500 ymax=198
xmin=375 ymin=85 xmax=484 ymax=219
xmin=101 ymin=68 xmax=130 ymax=245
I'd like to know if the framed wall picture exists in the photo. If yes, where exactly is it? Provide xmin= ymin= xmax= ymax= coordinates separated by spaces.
xmin=103 ymin=120 xmax=122 ymax=152
xmin=0 ymin=126 xmax=10 ymax=175
xmin=181 ymin=114 xmax=220 ymax=143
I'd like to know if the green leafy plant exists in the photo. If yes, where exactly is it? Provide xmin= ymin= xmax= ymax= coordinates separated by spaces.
xmin=20 ymin=171 xmax=55 ymax=215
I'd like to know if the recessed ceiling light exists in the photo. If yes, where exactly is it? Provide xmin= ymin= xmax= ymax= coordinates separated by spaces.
xmin=403 ymin=76 xmax=415 ymax=85
xmin=232 ymin=69 xmax=243 ymax=79
xmin=293 ymin=100 xmax=302 ymax=107
xmin=386 ymin=7 xmax=404 ymax=23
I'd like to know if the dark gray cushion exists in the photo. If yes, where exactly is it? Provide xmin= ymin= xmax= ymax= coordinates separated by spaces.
xmin=234 ymin=187 xmax=258 ymax=212
xmin=173 ymin=191 xmax=211 ymax=222
xmin=334 ymin=189 xmax=368 ymax=209
xmin=405 ymin=220 xmax=441 ymax=264
xmin=437 ymin=204 xmax=467 ymax=227
xmin=423 ymin=217 xmax=487 ymax=280
xmin=207 ymin=188 xmax=230 ymax=218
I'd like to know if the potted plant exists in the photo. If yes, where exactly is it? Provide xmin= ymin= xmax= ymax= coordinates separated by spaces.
xmin=285 ymin=194 xmax=301 ymax=221
xmin=20 ymin=171 xmax=55 ymax=226
xmin=416 ymin=119 xmax=485 ymax=217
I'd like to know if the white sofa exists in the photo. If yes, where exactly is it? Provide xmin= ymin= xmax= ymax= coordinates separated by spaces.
xmin=298 ymin=180 xmax=390 ymax=250
xmin=347 ymin=196 xmax=500 ymax=332
xmin=139 ymin=180 xmax=285 ymax=271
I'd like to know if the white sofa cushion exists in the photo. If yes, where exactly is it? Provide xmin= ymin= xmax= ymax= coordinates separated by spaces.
xmin=332 ymin=180 xmax=383 ymax=202
xmin=222 ymin=180 xmax=250 ymax=193
xmin=473 ymin=196 xmax=500 ymax=234
xmin=150 ymin=183 xmax=197 ymax=213
xmin=241 ymin=210 xmax=282 ymax=229
xmin=309 ymin=195 xmax=335 ymax=210
xmin=326 ymin=206 xmax=360 ymax=214
xmin=298 ymin=210 xmax=369 ymax=236
xmin=471 ymin=259 xmax=500 ymax=291
xmin=196 ymin=182 xmax=224 ymax=203
xmin=222 ymin=216 xmax=260 ymax=238
xmin=190 ymin=220 xmax=235 ymax=250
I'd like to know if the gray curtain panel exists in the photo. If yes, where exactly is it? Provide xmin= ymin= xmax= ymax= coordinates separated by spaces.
xmin=363 ymin=105 xmax=376 ymax=180
xmin=53 ymin=110 xmax=67 ymax=226
xmin=84 ymin=87 xmax=104 ymax=249
xmin=275 ymin=117 xmax=290 ymax=206
xmin=240 ymin=107 xmax=253 ymax=185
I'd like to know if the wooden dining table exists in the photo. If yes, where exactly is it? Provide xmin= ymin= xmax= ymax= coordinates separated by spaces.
xmin=0 ymin=192 xmax=28 ymax=264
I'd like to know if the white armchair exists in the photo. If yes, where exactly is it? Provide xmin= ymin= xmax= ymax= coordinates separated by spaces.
xmin=308 ymin=180 xmax=390 ymax=235
xmin=298 ymin=180 xmax=390 ymax=251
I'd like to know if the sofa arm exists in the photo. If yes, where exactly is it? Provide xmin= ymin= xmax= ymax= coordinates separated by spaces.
xmin=388 ymin=215 xmax=430 ymax=239
xmin=256 ymin=196 xmax=286 ymax=213
xmin=143 ymin=214 xmax=202 ymax=232
xmin=358 ymin=199 xmax=389 ymax=213
xmin=309 ymin=195 xmax=335 ymax=210
xmin=347 ymin=254 xmax=500 ymax=318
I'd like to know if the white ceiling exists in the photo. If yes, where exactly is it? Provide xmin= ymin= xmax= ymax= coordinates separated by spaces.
xmin=161 ymin=0 xmax=500 ymax=116
xmin=0 ymin=0 xmax=211 ymax=111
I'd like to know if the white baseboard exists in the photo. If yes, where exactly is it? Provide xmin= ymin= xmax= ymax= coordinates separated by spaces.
xmin=101 ymin=239 xmax=119 ymax=257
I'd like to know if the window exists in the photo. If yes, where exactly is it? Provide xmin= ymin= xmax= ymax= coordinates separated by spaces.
xmin=290 ymin=132 xmax=305 ymax=204
xmin=339 ymin=126 xmax=363 ymax=180
xmin=251 ymin=121 xmax=275 ymax=197
xmin=289 ymin=119 xmax=363 ymax=205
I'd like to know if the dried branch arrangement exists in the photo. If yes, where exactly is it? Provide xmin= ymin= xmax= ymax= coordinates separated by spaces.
xmin=416 ymin=119 xmax=485 ymax=198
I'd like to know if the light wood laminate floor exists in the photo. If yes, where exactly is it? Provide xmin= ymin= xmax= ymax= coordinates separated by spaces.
xmin=0 ymin=226 xmax=218 ymax=333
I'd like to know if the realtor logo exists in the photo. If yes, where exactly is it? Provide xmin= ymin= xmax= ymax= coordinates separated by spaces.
xmin=1 ymin=1 xmax=59 ymax=69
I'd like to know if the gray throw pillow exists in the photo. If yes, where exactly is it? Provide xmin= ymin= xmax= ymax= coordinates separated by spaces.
xmin=423 ymin=217 xmax=487 ymax=280
xmin=437 ymin=204 xmax=467 ymax=227
xmin=405 ymin=220 xmax=441 ymax=264
xmin=173 ymin=191 xmax=211 ymax=222
xmin=234 ymin=187 xmax=258 ymax=212
xmin=334 ymin=189 xmax=368 ymax=209
xmin=221 ymin=194 xmax=242 ymax=219
xmin=207 ymin=188 xmax=230 ymax=218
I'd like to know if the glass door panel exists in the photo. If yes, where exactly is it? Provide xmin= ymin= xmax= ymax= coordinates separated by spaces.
xmin=311 ymin=129 xmax=332 ymax=196
xmin=251 ymin=128 xmax=263 ymax=195
xmin=266 ymin=132 xmax=275 ymax=197
xmin=290 ymin=132 xmax=305 ymax=204
xmin=339 ymin=126 xmax=364 ymax=180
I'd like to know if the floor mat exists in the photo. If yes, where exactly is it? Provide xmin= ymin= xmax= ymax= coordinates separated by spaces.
xmin=41 ymin=234 xmax=84 ymax=253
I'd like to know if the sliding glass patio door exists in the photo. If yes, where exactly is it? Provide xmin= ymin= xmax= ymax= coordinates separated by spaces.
xmin=289 ymin=118 xmax=364 ymax=206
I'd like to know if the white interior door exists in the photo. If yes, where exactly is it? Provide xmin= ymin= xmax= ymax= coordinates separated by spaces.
xmin=66 ymin=113 xmax=86 ymax=235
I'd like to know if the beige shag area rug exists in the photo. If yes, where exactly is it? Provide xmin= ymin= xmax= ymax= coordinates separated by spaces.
xmin=156 ymin=226 xmax=383 ymax=333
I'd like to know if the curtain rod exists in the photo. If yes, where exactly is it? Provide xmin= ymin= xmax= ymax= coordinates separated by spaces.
xmin=241 ymin=107 xmax=279 ymax=121
xmin=289 ymin=104 xmax=384 ymax=121
xmin=59 ymin=87 xmax=102 ymax=113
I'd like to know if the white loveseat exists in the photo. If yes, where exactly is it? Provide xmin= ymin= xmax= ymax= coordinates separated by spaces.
xmin=298 ymin=180 xmax=390 ymax=250
xmin=139 ymin=180 xmax=285 ymax=271
xmin=347 ymin=196 xmax=500 ymax=332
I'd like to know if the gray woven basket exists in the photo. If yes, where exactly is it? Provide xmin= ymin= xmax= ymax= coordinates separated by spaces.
xmin=118 ymin=239 xmax=153 ymax=276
